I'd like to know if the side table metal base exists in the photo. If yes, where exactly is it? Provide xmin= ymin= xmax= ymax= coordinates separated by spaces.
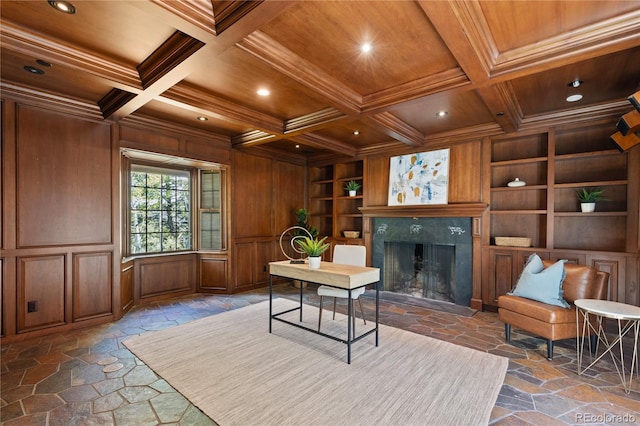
xmin=575 ymin=299 xmax=640 ymax=394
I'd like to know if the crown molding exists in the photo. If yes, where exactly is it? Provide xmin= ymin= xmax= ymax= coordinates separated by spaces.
xmin=0 ymin=19 xmax=142 ymax=91
xmin=237 ymin=31 xmax=362 ymax=115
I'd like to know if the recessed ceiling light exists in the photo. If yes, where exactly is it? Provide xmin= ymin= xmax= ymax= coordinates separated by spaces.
xmin=23 ymin=66 xmax=44 ymax=75
xmin=353 ymin=130 xmax=360 ymax=135
xmin=257 ymin=88 xmax=270 ymax=97
xmin=295 ymin=144 xmax=300 ymax=149
xmin=48 ymin=0 xmax=76 ymax=14
xmin=361 ymin=43 xmax=372 ymax=53
xmin=496 ymin=112 xmax=505 ymax=117
xmin=436 ymin=111 xmax=448 ymax=117
xmin=36 ymin=59 xmax=52 ymax=67
xmin=197 ymin=116 xmax=208 ymax=121
xmin=568 ymin=79 xmax=583 ymax=88
xmin=566 ymin=94 xmax=583 ymax=102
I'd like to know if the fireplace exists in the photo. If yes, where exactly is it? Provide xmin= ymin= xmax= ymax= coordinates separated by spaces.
xmin=384 ymin=242 xmax=456 ymax=303
xmin=372 ymin=217 xmax=472 ymax=306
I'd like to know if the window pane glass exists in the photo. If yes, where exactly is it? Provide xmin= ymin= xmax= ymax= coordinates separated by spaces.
xmin=131 ymin=210 xmax=146 ymax=233
xmin=131 ymin=233 xmax=146 ymax=254
xmin=147 ymin=233 xmax=161 ymax=252
xmin=147 ymin=174 xmax=161 ymax=188
xmin=201 ymin=211 xmax=221 ymax=250
xmin=128 ymin=160 xmax=220 ymax=255
xmin=147 ymin=211 xmax=161 ymax=233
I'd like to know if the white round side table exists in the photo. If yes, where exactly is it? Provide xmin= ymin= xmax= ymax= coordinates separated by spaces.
xmin=574 ymin=299 xmax=640 ymax=394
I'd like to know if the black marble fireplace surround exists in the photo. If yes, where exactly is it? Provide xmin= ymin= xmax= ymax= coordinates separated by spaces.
xmin=372 ymin=217 xmax=473 ymax=306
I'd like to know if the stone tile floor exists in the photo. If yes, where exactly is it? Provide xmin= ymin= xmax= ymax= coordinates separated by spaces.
xmin=1 ymin=284 xmax=639 ymax=425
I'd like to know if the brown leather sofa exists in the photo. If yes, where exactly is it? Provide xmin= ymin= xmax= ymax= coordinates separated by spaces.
xmin=498 ymin=261 xmax=609 ymax=360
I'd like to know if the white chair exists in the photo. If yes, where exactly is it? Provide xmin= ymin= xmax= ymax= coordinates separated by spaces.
xmin=317 ymin=245 xmax=367 ymax=332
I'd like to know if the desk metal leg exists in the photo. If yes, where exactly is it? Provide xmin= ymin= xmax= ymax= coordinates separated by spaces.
xmin=347 ymin=289 xmax=352 ymax=364
xmin=269 ymin=275 xmax=273 ymax=333
xmin=299 ymin=280 xmax=304 ymax=322
xmin=375 ymin=281 xmax=379 ymax=347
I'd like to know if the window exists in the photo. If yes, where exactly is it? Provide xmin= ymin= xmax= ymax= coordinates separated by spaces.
xmin=124 ymin=150 xmax=226 ymax=256
xmin=130 ymin=164 xmax=191 ymax=254
xmin=200 ymin=170 xmax=222 ymax=250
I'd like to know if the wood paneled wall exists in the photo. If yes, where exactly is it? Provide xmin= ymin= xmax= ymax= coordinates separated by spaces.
xmin=2 ymin=100 xmax=118 ymax=340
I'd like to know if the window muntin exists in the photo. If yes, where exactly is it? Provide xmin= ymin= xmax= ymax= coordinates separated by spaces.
xmin=130 ymin=164 xmax=191 ymax=254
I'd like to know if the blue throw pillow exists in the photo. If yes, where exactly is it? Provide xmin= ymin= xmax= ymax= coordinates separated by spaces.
xmin=508 ymin=254 xmax=569 ymax=308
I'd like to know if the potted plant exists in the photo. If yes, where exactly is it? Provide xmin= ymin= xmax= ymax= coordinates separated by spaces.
xmin=576 ymin=187 xmax=607 ymax=212
xmin=294 ymin=208 xmax=318 ymax=238
xmin=344 ymin=180 xmax=362 ymax=196
xmin=295 ymin=236 xmax=330 ymax=269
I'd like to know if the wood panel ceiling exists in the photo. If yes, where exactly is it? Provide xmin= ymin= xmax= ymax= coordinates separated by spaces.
xmin=1 ymin=1 xmax=638 ymax=161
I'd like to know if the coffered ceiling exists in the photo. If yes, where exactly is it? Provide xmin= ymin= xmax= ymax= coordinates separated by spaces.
xmin=1 ymin=1 xmax=639 ymax=161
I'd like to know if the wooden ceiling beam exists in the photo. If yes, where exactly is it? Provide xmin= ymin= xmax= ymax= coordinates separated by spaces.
xmin=293 ymin=133 xmax=358 ymax=157
xmin=366 ymin=112 xmax=423 ymax=146
xmin=361 ymin=69 xmax=470 ymax=114
xmin=474 ymin=83 xmax=522 ymax=134
xmin=490 ymin=9 xmax=640 ymax=81
xmin=0 ymin=19 xmax=143 ymax=91
xmin=160 ymin=83 xmax=283 ymax=134
xmin=418 ymin=0 xmax=494 ymax=84
xmin=103 ymin=1 xmax=298 ymax=121
xmin=237 ymin=31 xmax=362 ymax=115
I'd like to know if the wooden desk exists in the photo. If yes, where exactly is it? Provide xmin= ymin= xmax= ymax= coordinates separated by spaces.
xmin=269 ymin=260 xmax=381 ymax=364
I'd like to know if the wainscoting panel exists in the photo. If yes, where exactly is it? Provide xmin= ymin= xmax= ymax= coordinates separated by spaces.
xmin=73 ymin=252 xmax=112 ymax=321
xmin=199 ymin=256 xmax=229 ymax=292
xmin=18 ymin=255 xmax=66 ymax=332
xmin=136 ymin=254 xmax=196 ymax=302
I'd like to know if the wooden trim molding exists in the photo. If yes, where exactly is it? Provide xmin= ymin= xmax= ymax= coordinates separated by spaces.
xmin=359 ymin=203 xmax=489 ymax=218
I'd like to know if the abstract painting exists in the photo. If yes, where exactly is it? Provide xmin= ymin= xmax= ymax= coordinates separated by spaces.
xmin=388 ymin=148 xmax=449 ymax=205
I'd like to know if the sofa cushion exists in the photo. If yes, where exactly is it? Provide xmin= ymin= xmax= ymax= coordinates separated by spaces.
xmin=509 ymin=254 xmax=569 ymax=308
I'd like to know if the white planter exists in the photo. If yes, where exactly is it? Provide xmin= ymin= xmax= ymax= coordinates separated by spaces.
xmin=581 ymin=202 xmax=596 ymax=213
xmin=348 ymin=190 xmax=356 ymax=197
xmin=308 ymin=256 xmax=321 ymax=269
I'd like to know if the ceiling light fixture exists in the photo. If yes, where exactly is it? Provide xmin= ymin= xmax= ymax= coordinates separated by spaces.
xmin=353 ymin=130 xmax=360 ymax=135
xmin=48 ymin=0 xmax=76 ymax=14
xmin=36 ymin=59 xmax=52 ymax=67
xmin=257 ymin=88 xmax=270 ymax=97
xmin=23 ymin=66 xmax=45 ymax=75
xmin=568 ymin=79 xmax=583 ymax=88
xmin=436 ymin=111 xmax=448 ymax=117
xmin=566 ymin=94 xmax=583 ymax=102
xmin=197 ymin=116 xmax=208 ymax=121
xmin=295 ymin=144 xmax=300 ymax=149
xmin=361 ymin=43 xmax=372 ymax=53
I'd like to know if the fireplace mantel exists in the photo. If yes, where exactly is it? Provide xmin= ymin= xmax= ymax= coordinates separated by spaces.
xmin=359 ymin=203 xmax=488 ymax=218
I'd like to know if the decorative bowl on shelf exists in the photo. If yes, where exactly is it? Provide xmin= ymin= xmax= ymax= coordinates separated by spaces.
xmin=507 ymin=178 xmax=526 ymax=187
xmin=343 ymin=230 xmax=360 ymax=239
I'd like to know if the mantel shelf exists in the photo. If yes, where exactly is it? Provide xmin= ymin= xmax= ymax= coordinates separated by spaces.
xmin=359 ymin=203 xmax=488 ymax=218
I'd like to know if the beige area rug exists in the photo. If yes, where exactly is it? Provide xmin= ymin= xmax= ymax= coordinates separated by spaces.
xmin=123 ymin=299 xmax=508 ymax=426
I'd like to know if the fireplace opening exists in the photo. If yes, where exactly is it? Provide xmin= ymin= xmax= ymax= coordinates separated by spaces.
xmin=384 ymin=242 xmax=455 ymax=303
xmin=372 ymin=217 xmax=472 ymax=306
